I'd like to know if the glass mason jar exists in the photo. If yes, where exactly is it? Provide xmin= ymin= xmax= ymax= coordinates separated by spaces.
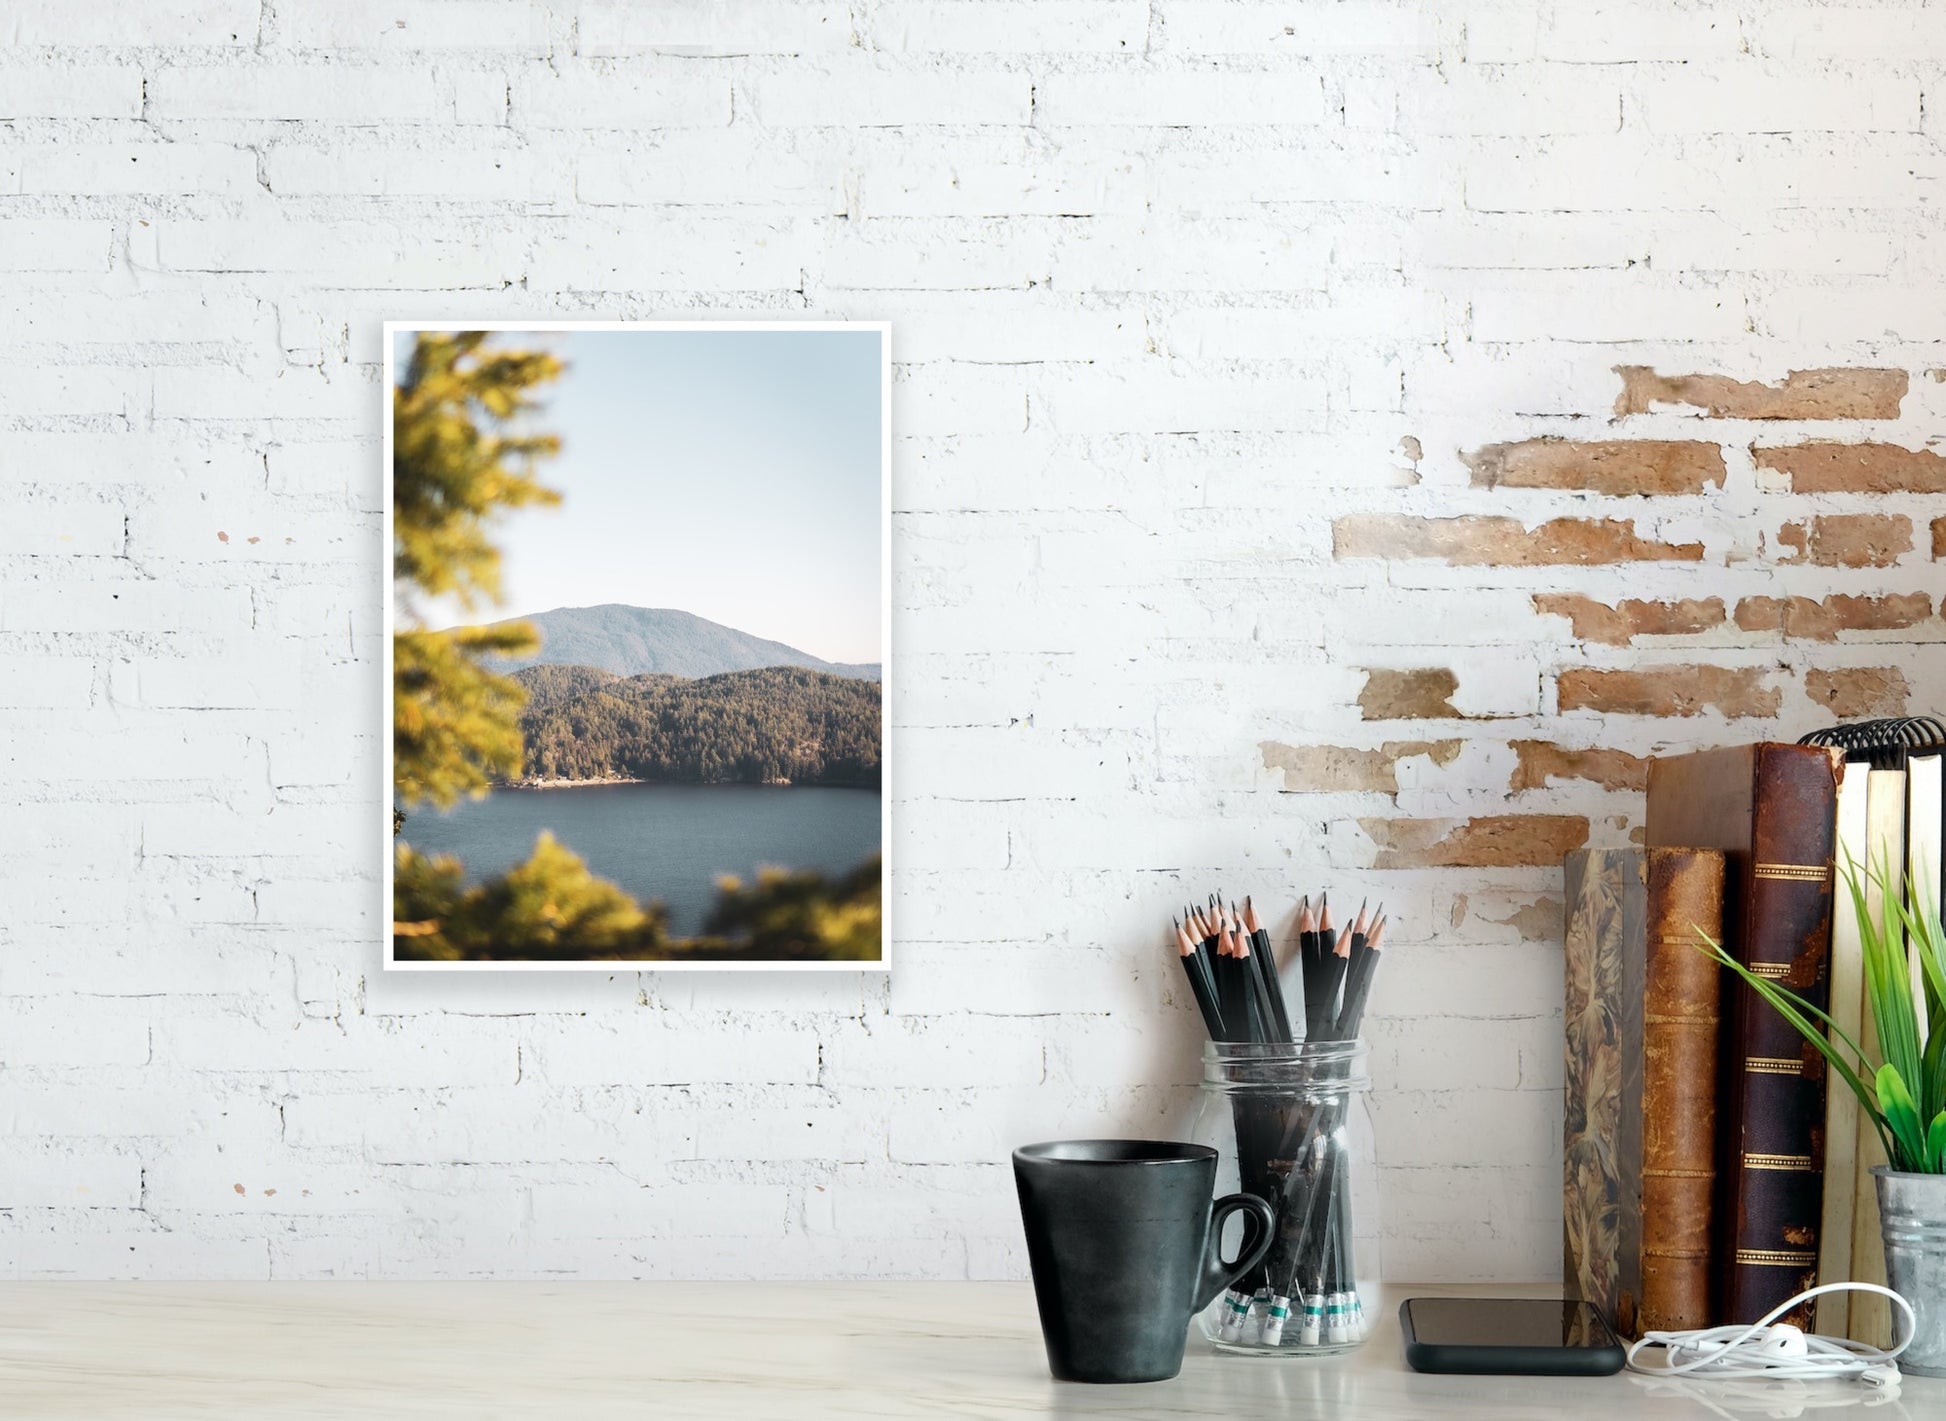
xmin=1190 ymin=1040 xmax=1381 ymax=1357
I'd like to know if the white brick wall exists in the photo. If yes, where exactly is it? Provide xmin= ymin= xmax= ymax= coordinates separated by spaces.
xmin=2 ymin=0 xmax=1943 ymax=1282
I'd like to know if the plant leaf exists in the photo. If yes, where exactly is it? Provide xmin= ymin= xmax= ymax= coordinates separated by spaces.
xmin=1859 ymin=848 xmax=1923 ymax=1107
xmin=1929 ymin=1112 xmax=1946 ymax=1174
xmin=1879 ymin=1065 xmax=1927 ymax=1173
xmin=1888 ymin=863 xmax=1946 ymax=1120
xmin=1698 ymin=931 xmax=1874 ymax=1068
xmin=1866 ymin=947 xmax=1914 ymax=1083
xmin=1698 ymin=934 xmax=1894 ymax=1158
xmin=1924 ymin=1024 xmax=1946 ymax=1139
xmin=1900 ymin=856 xmax=1946 ymax=1028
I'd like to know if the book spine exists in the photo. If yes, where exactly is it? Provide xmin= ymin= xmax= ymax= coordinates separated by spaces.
xmin=1563 ymin=847 xmax=1648 ymax=1337
xmin=1719 ymin=744 xmax=1842 ymax=1328
xmin=1815 ymin=761 xmax=1869 ymax=1338
xmin=1638 ymin=846 xmax=1724 ymax=1334
xmin=1847 ymin=767 xmax=1909 ymax=1345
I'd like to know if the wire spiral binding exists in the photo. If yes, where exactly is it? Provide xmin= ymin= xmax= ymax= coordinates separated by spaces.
xmin=1798 ymin=716 xmax=1946 ymax=770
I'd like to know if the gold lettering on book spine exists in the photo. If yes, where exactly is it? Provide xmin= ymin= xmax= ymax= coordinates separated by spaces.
xmin=1743 ymin=1152 xmax=1814 ymax=1172
xmin=1736 ymin=1248 xmax=1818 ymax=1267
xmin=1752 ymin=863 xmax=1831 ymax=882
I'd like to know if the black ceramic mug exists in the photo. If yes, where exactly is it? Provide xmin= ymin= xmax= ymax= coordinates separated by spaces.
xmin=1013 ymin=1139 xmax=1277 ymax=1384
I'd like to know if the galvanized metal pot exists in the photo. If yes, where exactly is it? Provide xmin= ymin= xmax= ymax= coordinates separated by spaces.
xmin=1874 ymin=1167 xmax=1946 ymax=1378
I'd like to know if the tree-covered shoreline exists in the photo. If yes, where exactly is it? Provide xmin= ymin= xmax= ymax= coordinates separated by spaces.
xmin=508 ymin=662 xmax=882 ymax=789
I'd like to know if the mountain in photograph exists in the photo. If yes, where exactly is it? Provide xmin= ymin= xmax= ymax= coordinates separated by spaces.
xmin=511 ymin=664 xmax=881 ymax=787
xmin=482 ymin=604 xmax=880 ymax=680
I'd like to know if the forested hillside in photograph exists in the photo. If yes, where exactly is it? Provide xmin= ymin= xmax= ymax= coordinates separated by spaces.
xmin=512 ymin=664 xmax=882 ymax=787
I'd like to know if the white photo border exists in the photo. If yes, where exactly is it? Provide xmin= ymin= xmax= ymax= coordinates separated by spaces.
xmin=381 ymin=320 xmax=893 ymax=973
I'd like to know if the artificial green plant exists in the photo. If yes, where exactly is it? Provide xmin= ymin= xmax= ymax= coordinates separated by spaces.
xmin=1705 ymin=851 xmax=1946 ymax=1175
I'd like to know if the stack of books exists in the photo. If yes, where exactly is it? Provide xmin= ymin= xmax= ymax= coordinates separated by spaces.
xmin=1563 ymin=720 xmax=1945 ymax=1339
xmin=1801 ymin=717 xmax=1943 ymax=1345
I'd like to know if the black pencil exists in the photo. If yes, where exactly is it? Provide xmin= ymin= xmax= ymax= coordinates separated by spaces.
xmin=1212 ymin=911 xmax=1248 ymax=1043
xmin=1232 ymin=909 xmax=1279 ymax=1044
xmin=1224 ymin=907 xmax=1269 ymax=1044
xmin=1330 ymin=900 xmax=1367 ymax=1040
xmin=1337 ymin=914 xmax=1385 ymax=1040
xmin=1243 ymin=895 xmax=1296 ymax=1043
xmin=1192 ymin=905 xmax=1229 ymax=1040
xmin=1175 ymin=917 xmax=1225 ymax=1039
xmin=1231 ymin=902 xmax=1272 ymax=1042
xmin=1318 ymin=896 xmax=1347 ymax=1035
xmin=1299 ymin=896 xmax=1327 ymax=1039
xmin=1337 ymin=903 xmax=1375 ymax=1033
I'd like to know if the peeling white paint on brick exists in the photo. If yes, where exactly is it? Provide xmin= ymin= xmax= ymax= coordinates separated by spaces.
xmin=2 ymin=0 xmax=1944 ymax=1284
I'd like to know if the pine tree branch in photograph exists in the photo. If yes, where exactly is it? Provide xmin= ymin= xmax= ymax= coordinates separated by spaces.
xmin=393 ymin=840 xmax=882 ymax=963
xmin=512 ymin=664 xmax=883 ymax=788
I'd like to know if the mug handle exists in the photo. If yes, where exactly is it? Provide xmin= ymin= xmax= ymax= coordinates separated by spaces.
xmin=1194 ymin=1192 xmax=1278 ymax=1313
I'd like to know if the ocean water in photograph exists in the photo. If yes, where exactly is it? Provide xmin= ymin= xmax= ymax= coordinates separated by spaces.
xmin=398 ymin=783 xmax=883 ymax=937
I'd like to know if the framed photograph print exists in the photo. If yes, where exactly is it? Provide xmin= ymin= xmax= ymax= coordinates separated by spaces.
xmin=384 ymin=321 xmax=890 ymax=971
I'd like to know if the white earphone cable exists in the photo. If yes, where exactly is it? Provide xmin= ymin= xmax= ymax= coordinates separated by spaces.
xmin=1626 ymin=1282 xmax=1915 ymax=1387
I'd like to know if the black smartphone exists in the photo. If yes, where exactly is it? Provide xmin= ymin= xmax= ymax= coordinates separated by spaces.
xmin=1399 ymin=1297 xmax=1626 ymax=1376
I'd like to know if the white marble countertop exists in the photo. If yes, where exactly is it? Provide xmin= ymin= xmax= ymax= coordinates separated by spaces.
xmin=0 ymin=1280 xmax=1930 ymax=1418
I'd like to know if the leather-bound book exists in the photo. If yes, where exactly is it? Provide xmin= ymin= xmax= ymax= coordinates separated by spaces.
xmin=1639 ymin=847 xmax=1726 ymax=1332
xmin=1646 ymin=743 xmax=1844 ymax=1329
xmin=1564 ymin=847 xmax=1725 ymax=1338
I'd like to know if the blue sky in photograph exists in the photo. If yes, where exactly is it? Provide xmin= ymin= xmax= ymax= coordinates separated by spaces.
xmin=401 ymin=326 xmax=885 ymax=664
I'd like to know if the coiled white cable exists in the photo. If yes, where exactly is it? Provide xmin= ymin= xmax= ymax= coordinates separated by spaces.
xmin=1626 ymin=1283 xmax=1915 ymax=1389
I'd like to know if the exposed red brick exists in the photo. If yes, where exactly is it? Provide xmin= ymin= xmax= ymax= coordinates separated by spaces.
xmin=1614 ymin=366 xmax=1908 ymax=420
xmin=1486 ymin=896 xmax=1566 ymax=942
xmin=1533 ymin=593 xmax=1726 ymax=646
xmin=1753 ymin=443 xmax=1946 ymax=494
xmin=1734 ymin=593 xmax=1933 ymax=641
xmin=1805 ymin=667 xmax=1910 ymax=718
xmin=1358 ymin=669 xmax=1461 ymax=720
xmin=1259 ymin=740 xmax=1463 ymax=794
xmin=1775 ymin=513 xmax=1912 ymax=568
xmin=1735 ymin=596 xmax=1815 ymax=637
xmin=1934 ymin=517 xmax=1946 ymax=560
xmin=1831 ymin=593 xmax=1934 ymax=632
xmin=1363 ymin=814 xmax=1591 ymax=869
xmin=1464 ymin=438 xmax=1726 ymax=496
xmin=1509 ymin=741 xmax=1650 ymax=792
xmin=1334 ymin=515 xmax=1703 ymax=566
xmin=1558 ymin=664 xmax=1780 ymax=718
